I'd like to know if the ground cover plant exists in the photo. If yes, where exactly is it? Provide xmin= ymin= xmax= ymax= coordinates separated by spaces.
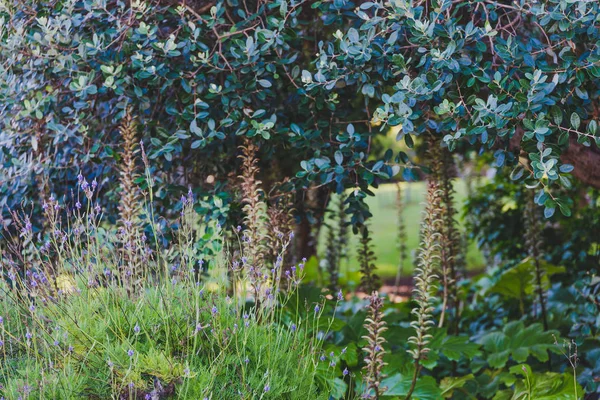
xmin=2 ymin=0 xmax=600 ymax=399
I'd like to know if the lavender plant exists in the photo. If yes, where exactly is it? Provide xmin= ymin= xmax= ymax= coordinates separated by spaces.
xmin=0 ymin=173 xmax=337 ymax=399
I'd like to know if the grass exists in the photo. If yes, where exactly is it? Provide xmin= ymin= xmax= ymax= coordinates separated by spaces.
xmin=317 ymin=180 xmax=484 ymax=286
xmin=0 ymin=184 xmax=338 ymax=399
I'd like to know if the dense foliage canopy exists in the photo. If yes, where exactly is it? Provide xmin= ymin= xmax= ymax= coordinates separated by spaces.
xmin=2 ymin=0 xmax=600 ymax=227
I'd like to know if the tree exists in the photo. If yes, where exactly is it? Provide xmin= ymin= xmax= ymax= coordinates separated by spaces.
xmin=1 ymin=0 xmax=599 ymax=239
xmin=304 ymin=0 xmax=600 ymax=218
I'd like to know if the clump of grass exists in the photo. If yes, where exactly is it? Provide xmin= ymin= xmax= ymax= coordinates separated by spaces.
xmin=0 ymin=171 xmax=337 ymax=399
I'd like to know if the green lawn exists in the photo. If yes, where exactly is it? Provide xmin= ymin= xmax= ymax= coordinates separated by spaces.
xmin=317 ymin=181 xmax=484 ymax=285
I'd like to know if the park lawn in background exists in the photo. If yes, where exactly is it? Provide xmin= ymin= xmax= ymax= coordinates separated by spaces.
xmin=317 ymin=181 xmax=484 ymax=286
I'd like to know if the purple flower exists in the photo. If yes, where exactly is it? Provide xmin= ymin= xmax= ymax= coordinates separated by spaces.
xmin=75 ymin=201 xmax=81 ymax=210
xmin=211 ymin=306 xmax=218 ymax=315
xmin=134 ymin=325 xmax=140 ymax=334
xmin=337 ymin=290 xmax=343 ymax=301
xmin=314 ymin=305 xmax=320 ymax=314
xmin=0 ymin=316 xmax=4 ymax=324
xmin=68 ymin=345 xmax=74 ymax=352
xmin=330 ymin=361 xmax=336 ymax=367
xmin=127 ymin=349 xmax=134 ymax=357
xmin=320 ymin=355 xmax=326 ymax=361
xmin=290 ymin=324 xmax=297 ymax=332
xmin=264 ymin=385 xmax=270 ymax=392
xmin=343 ymin=368 xmax=349 ymax=376
xmin=25 ymin=331 xmax=32 ymax=340
xmin=342 ymin=347 xmax=347 ymax=354
xmin=244 ymin=358 xmax=249 ymax=364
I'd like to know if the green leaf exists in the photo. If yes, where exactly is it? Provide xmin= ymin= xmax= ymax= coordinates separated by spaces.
xmin=570 ymin=112 xmax=581 ymax=130
xmin=440 ymin=374 xmax=474 ymax=398
xmin=328 ymin=378 xmax=347 ymax=399
xmin=440 ymin=335 xmax=481 ymax=361
xmin=479 ymin=321 xmax=560 ymax=369
xmin=484 ymin=258 xmax=564 ymax=301
xmin=334 ymin=151 xmax=343 ymax=165
xmin=495 ymin=365 xmax=583 ymax=400
xmin=383 ymin=373 xmax=441 ymax=399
